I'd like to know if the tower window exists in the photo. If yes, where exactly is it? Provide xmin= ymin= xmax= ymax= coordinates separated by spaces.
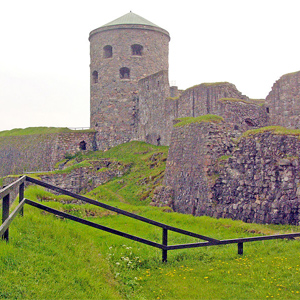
xmin=103 ymin=45 xmax=112 ymax=58
xmin=92 ymin=71 xmax=98 ymax=83
xmin=266 ymin=107 xmax=270 ymax=113
xmin=131 ymin=44 xmax=143 ymax=56
xmin=120 ymin=67 xmax=130 ymax=79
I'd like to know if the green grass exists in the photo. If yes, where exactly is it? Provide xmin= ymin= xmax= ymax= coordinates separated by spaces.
xmin=0 ymin=127 xmax=95 ymax=137
xmin=174 ymin=115 xmax=224 ymax=127
xmin=2 ymin=141 xmax=300 ymax=299
xmin=2 ymin=185 xmax=300 ymax=299
xmin=53 ymin=141 xmax=169 ymax=206
xmin=241 ymin=126 xmax=300 ymax=139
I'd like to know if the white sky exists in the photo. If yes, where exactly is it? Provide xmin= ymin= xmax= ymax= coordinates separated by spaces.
xmin=1 ymin=0 xmax=299 ymax=131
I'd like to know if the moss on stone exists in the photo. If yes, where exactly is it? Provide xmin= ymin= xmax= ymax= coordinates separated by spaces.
xmin=166 ymin=96 xmax=180 ymax=101
xmin=174 ymin=114 xmax=224 ymax=127
xmin=241 ymin=126 xmax=300 ymax=139
xmin=217 ymin=155 xmax=232 ymax=162
xmin=184 ymin=82 xmax=230 ymax=93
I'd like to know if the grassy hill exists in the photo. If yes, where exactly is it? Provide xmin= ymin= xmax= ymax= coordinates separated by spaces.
xmin=1 ymin=142 xmax=300 ymax=299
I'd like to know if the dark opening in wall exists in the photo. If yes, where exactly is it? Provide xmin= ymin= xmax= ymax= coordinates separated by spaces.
xmin=234 ymin=125 xmax=239 ymax=130
xmin=103 ymin=45 xmax=113 ymax=58
xmin=131 ymin=44 xmax=143 ymax=56
xmin=157 ymin=136 xmax=161 ymax=146
xmin=92 ymin=71 xmax=98 ymax=83
xmin=120 ymin=67 xmax=130 ymax=79
xmin=266 ymin=107 xmax=270 ymax=113
xmin=79 ymin=141 xmax=87 ymax=150
xmin=245 ymin=118 xmax=256 ymax=127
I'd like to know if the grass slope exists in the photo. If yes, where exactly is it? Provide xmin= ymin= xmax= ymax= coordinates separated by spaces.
xmin=1 ymin=142 xmax=300 ymax=299
xmin=0 ymin=127 xmax=94 ymax=137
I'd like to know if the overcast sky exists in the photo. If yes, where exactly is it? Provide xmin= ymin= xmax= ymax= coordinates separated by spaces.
xmin=1 ymin=0 xmax=299 ymax=131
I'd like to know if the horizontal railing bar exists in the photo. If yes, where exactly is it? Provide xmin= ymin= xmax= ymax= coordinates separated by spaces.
xmin=167 ymin=233 xmax=300 ymax=250
xmin=25 ymin=176 xmax=218 ymax=243
xmin=25 ymin=199 xmax=165 ymax=250
xmin=0 ymin=176 xmax=26 ymax=200
xmin=0 ymin=198 xmax=26 ymax=237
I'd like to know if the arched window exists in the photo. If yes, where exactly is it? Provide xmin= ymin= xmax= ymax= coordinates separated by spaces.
xmin=131 ymin=44 xmax=143 ymax=56
xmin=92 ymin=71 xmax=98 ymax=83
xmin=103 ymin=45 xmax=112 ymax=58
xmin=120 ymin=67 xmax=130 ymax=79
xmin=79 ymin=141 xmax=87 ymax=150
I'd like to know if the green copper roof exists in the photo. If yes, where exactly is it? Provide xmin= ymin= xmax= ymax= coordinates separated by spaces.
xmin=102 ymin=11 xmax=160 ymax=28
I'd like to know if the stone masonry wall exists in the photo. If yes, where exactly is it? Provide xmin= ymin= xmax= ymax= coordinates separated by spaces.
xmin=160 ymin=120 xmax=300 ymax=225
xmin=215 ymin=98 xmax=269 ymax=132
xmin=177 ymin=82 xmax=249 ymax=118
xmin=163 ymin=119 xmax=236 ymax=215
xmin=137 ymin=70 xmax=170 ymax=145
xmin=266 ymin=71 xmax=300 ymax=128
xmin=90 ymin=25 xmax=169 ymax=149
xmin=0 ymin=131 xmax=96 ymax=177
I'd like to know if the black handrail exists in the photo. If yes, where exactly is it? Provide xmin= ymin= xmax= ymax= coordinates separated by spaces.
xmin=1 ymin=176 xmax=300 ymax=262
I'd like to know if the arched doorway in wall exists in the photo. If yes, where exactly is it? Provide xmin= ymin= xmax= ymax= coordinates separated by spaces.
xmin=79 ymin=141 xmax=87 ymax=150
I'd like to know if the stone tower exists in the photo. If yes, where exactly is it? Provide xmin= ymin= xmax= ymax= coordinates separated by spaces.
xmin=89 ymin=12 xmax=170 ymax=149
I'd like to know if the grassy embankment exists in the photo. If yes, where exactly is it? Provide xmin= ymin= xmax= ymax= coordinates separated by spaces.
xmin=1 ymin=141 xmax=300 ymax=299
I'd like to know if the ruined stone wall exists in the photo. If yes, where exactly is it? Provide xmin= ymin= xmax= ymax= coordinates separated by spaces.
xmin=163 ymin=119 xmax=235 ymax=215
xmin=39 ymin=159 xmax=130 ymax=195
xmin=177 ymin=82 xmax=249 ymax=118
xmin=210 ymin=130 xmax=300 ymax=225
xmin=215 ymin=99 xmax=269 ymax=132
xmin=160 ymin=120 xmax=300 ymax=225
xmin=266 ymin=71 xmax=300 ymax=128
xmin=90 ymin=25 xmax=170 ymax=149
xmin=0 ymin=131 xmax=96 ymax=177
xmin=137 ymin=70 xmax=170 ymax=145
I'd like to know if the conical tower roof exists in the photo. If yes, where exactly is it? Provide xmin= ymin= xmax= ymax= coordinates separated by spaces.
xmin=102 ymin=11 xmax=160 ymax=28
xmin=89 ymin=11 xmax=170 ymax=40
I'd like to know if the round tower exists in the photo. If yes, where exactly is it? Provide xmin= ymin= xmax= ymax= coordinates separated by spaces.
xmin=89 ymin=12 xmax=170 ymax=149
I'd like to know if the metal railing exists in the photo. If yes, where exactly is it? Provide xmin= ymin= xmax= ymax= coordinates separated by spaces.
xmin=1 ymin=176 xmax=300 ymax=262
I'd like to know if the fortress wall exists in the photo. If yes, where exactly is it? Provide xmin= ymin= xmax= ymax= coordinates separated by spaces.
xmin=215 ymin=99 xmax=269 ymax=131
xmin=159 ymin=121 xmax=300 ymax=225
xmin=164 ymin=98 xmax=178 ymax=145
xmin=0 ymin=131 xmax=96 ymax=177
xmin=266 ymin=71 xmax=300 ymax=128
xmin=163 ymin=119 xmax=235 ymax=215
xmin=210 ymin=130 xmax=300 ymax=225
xmin=137 ymin=70 xmax=170 ymax=145
xmin=177 ymin=82 xmax=250 ymax=118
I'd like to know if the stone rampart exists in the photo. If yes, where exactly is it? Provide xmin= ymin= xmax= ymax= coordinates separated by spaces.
xmin=177 ymin=82 xmax=249 ymax=118
xmin=159 ymin=119 xmax=300 ymax=225
xmin=0 ymin=131 xmax=96 ymax=177
xmin=266 ymin=71 xmax=300 ymax=128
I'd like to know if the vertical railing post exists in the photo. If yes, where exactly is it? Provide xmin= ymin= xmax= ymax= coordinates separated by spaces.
xmin=162 ymin=228 xmax=168 ymax=263
xmin=2 ymin=193 xmax=10 ymax=242
xmin=19 ymin=182 xmax=24 ymax=216
xmin=238 ymin=242 xmax=243 ymax=255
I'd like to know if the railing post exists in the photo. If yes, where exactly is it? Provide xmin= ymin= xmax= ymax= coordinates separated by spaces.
xmin=2 ymin=193 xmax=10 ymax=242
xmin=162 ymin=228 xmax=168 ymax=263
xmin=19 ymin=182 xmax=24 ymax=216
xmin=238 ymin=242 xmax=243 ymax=255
